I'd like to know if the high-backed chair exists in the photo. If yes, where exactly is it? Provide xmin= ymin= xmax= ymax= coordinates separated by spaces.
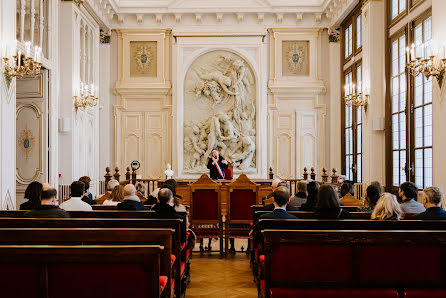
xmin=225 ymin=174 xmax=260 ymax=255
xmin=189 ymin=174 xmax=223 ymax=256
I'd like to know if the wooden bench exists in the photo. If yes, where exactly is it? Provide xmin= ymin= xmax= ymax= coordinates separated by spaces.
xmin=0 ymin=210 xmax=187 ymax=219
xmin=0 ymin=245 xmax=164 ymax=298
xmin=0 ymin=228 xmax=175 ymax=298
xmin=253 ymin=211 xmax=371 ymax=226
xmin=261 ymin=229 xmax=446 ymax=298
xmin=0 ymin=218 xmax=186 ymax=298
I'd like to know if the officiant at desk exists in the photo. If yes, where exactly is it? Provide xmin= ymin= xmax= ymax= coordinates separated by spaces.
xmin=207 ymin=150 xmax=228 ymax=180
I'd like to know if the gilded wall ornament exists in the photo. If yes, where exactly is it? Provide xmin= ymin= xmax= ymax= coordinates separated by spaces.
xmin=130 ymin=41 xmax=157 ymax=77
xmin=17 ymin=127 xmax=35 ymax=161
xmin=282 ymin=40 xmax=309 ymax=76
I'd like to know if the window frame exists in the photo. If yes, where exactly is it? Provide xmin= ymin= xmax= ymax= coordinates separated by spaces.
xmin=385 ymin=8 xmax=433 ymax=191
xmin=388 ymin=0 xmax=408 ymax=28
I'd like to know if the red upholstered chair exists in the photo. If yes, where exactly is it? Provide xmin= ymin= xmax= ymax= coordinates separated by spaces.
xmin=225 ymin=174 xmax=260 ymax=255
xmin=189 ymin=174 xmax=223 ymax=256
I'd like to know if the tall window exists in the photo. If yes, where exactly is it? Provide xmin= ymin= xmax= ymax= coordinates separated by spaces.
xmin=412 ymin=17 xmax=433 ymax=188
xmin=391 ymin=34 xmax=407 ymax=187
xmin=356 ymin=14 xmax=362 ymax=49
xmin=355 ymin=65 xmax=363 ymax=182
xmin=388 ymin=14 xmax=433 ymax=189
xmin=345 ymin=24 xmax=353 ymax=58
xmin=391 ymin=0 xmax=406 ymax=20
xmin=345 ymin=71 xmax=354 ymax=181
xmin=341 ymin=4 xmax=363 ymax=183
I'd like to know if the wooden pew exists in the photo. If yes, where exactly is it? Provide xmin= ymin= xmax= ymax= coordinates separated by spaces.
xmin=0 ymin=228 xmax=174 ymax=298
xmin=261 ymin=229 xmax=446 ymax=298
xmin=0 ymin=245 xmax=164 ymax=298
xmin=0 ymin=210 xmax=187 ymax=219
xmin=253 ymin=211 xmax=371 ymax=226
xmin=0 ymin=218 xmax=185 ymax=298
xmin=251 ymin=205 xmax=360 ymax=220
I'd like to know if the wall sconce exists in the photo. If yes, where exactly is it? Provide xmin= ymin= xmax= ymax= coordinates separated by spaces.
xmin=406 ymin=43 xmax=446 ymax=94
xmin=343 ymin=82 xmax=369 ymax=112
xmin=1 ymin=40 xmax=42 ymax=80
xmin=73 ymin=82 xmax=99 ymax=111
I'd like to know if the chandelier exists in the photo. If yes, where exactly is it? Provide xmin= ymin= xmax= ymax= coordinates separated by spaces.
xmin=406 ymin=43 xmax=446 ymax=89
xmin=74 ymin=82 xmax=99 ymax=110
xmin=343 ymin=82 xmax=369 ymax=111
xmin=1 ymin=41 xmax=42 ymax=79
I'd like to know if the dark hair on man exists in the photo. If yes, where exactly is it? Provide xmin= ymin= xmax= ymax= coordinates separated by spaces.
xmin=316 ymin=184 xmax=340 ymax=209
xmin=400 ymin=181 xmax=418 ymax=199
xmin=366 ymin=184 xmax=381 ymax=206
xmin=70 ymin=181 xmax=85 ymax=197
xmin=163 ymin=179 xmax=177 ymax=197
xmin=273 ymin=186 xmax=290 ymax=207
xmin=297 ymin=181 xmax=307 ymax=193
xmin=158 ymin=188 xmax=173 ymax=205
xmin=24 ymin=181 xmax=43 ymax=202
xmin=41 ymin=189 xmax=57 ymax=200
xmin=79 ymin=176 xmax=90 ymax=191
xmin=340 ymin=182 xmax=354 ymax=197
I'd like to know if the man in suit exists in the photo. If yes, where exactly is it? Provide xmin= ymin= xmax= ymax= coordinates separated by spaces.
xmin=24 ymin=184 xmax=70 ymax=218
xmin=262 ymin=178 xmax=281 ymax=205
xmin=263 ymin=182 xmax=298 ymax=211
xmin=116 ymin=184 xmax=145 ymax=210
xmin=253 ymin=186 xmax=297 ymax=245
xmin=259 ymin=186 xmax=298 ymax=220
xmin=207 ymin=150 xmax=228 ymax=180
xmin=399 ymin=181 xmax=425 ymax=213
xmin=414 ymin=187 xmax=446 ymax=220
xmin=144 ymin=188 xmax=187 ymax=243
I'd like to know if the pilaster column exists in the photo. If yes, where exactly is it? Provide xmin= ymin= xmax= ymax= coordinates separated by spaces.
xmin=0 ymin=0 xmax=17 ymax=209
xmin=361 ymin=0 xmax=386 ymax=188
xmin=432 ymin=0 xmax=446 ymax=193
xmin=328 ymin=34 xmax=341 ymax=172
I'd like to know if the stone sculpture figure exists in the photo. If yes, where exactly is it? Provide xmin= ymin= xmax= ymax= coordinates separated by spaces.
xmin=231 ymin=135 xmax=255 ymax=171
xmin=184 ymin=50 xmax=256 ymax=173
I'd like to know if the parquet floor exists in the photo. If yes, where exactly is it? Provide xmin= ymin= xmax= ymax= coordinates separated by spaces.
xmin=186 ymin=241 xmax=258 ymax=298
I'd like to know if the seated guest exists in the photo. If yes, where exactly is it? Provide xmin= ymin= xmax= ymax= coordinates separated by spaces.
xmin=414 ymin=187 xmax=446 ymax=220
xmin=79 ymin=176 xmax=97 ymax=205
xmin=371 ymin=180 xmax=384 ymax=193
xmin=371 ymin=193 xmax=403 ymax=220
xmin=289 ymin=181 xmax=307 ymax=207
xmin=262 ymin=178 xmax=282 ymax=205
xmin=145 ymin=187 xmax=159 ymax=205
xmin=24 ymin=185 xmax=70 ymax=218
xmin=60 ymin=181 xmax=93 ymax=211
xmin=358 ymin=184 xmax=381 ymax=212
xmin=103 ymin=185 xmax=124 ymax=206
xmin=259 ymin=186 xmax=298 ymax=220
xmin=20 ymin=181 xmax=43 ymax=210
xmin=399 ymin=181 xmax=425 ymax=213
xmin=135 ymin=182 xmax=147 ymax=202
xmin=100 ymin=179 xmax=119 ymax=202
xmin=339 ymin=182 xmax=363 ymax=206
xmin=163 ymin=179 xmax=186 ymax=212
xmin=144 ymin=188 xmax=186 ymax=243
xmin=116 ymin=184 xmax=145 ymax=210
xmin=313 ymin=184 xmax=351 ymax=219
xmin=299 ymin=181 xmax=320 ymax=211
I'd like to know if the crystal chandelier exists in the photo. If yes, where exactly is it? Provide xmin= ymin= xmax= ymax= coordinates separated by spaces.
xmin=74 ymin=82 xmax=99 ymax=110
xmin=1 ymin=40 xmax=42 ymax=79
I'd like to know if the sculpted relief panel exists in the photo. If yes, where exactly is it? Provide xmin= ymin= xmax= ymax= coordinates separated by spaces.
xmin=183 ymin=50 xmax=256 ymax=173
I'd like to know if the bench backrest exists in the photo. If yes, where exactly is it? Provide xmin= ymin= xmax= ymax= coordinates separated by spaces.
xmin=254 ymin=210 xmax=371 ymax=225
xmin=262 ymin=229 xmax=446 ymax=296
xmin=0 ymin=245 xmax=163 ymax=298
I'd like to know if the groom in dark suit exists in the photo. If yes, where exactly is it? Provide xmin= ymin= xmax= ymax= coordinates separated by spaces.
xmin=259 ymin=186 xmax=298 ymax=220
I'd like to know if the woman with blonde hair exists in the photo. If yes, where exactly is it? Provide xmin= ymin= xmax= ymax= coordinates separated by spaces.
xmin=371 ymin=193 xmax=403 ymax=220
xmin=103 ymin=185 xmax=124 ymax=206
